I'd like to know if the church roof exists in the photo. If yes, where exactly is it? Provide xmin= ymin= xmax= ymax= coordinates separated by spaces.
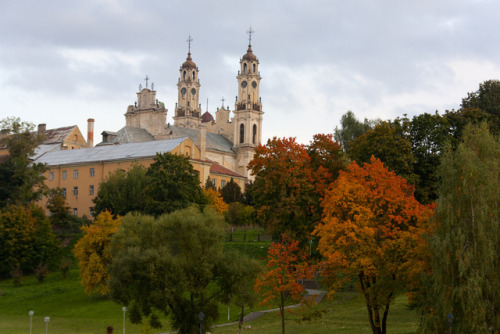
xmin=201 ymin=111 xmax=214 ymax=123
xmin=242 ymin=45 xmax=257 ymax=61
xmin=166 ymin=125 xmax=235 ymax=154
xmin=34 ymin=137 xmax=187 ymax=166
xmin=209 ymin=161 xmax=245 ymax=178
xmin=181 ymin=52 xmax=197 ymax=69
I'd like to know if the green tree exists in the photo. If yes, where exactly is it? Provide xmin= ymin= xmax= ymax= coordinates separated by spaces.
xmin=461 ymin=79 xmax=500 ymax=128
xmin=350 ymin=121 xmax=418 ymax=186
xmin=0 ymin=205 xmax=59 ymax=278
xmin=144 ymin=153 xmax=206 ymax=216
xmin=0 ymin=117 xmax=47 ymax=208
xmin=420 ymin=123 xmax=500 ymax=333
xmin=334 ymin=111 xmax=375 ymax=153
xmin=46 ymin=187 xmax=81 ymax=232
xmin=225 ymin=202 xmax=255 ymax=227
xmin=220 ymin=178 xmax=242 ymax=203
xmin=204 ymin=176 xmax=216 ymax=191
xmin=73 ymin=211 xmax=121 ymax=295
xmin=108 ymin=206 xmax=261 ymax=332
xmin=93 ymin=163 xmax=151 ymax=217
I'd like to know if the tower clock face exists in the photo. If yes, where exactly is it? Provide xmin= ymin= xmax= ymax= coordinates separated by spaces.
xmin=181 ymin=88 xmax=186 ymax=95
xmin=191 ymin=88 xmax=196 ymax=95
xmin=252 ymin=81 xmax=257 ymax=88
xmin=241 ymin=81 xmax=247 ymax=88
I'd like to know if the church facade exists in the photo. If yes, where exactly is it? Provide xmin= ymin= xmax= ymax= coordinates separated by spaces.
xmin=109 ymin=35 xmax=264 ymax=179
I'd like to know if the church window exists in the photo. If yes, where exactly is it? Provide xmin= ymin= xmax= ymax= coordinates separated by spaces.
xmin=192 ymin=71 xmax=195 ymax=80
xmin=253 ymin=124 xmax=257 ymax=144
xmin=253 ymin=64 xmax=256 ymax=73
xmin=212 ymin=178 xmax=216 ymax=187
xmin=244 ymin=63 xmax=247 ymax=73
xmin=183 ymin=71 xmax=186 ymax=80
xmin=240 ymin=124 xmax=244 ymax=144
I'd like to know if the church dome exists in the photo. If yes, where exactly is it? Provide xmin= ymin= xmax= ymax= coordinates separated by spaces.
xmin=182 ymin=52 xmax=197 ymax=69
xmin=242 ymin=45 xmax=257 ymax=61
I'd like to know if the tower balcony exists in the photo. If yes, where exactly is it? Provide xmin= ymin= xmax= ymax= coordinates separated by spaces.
xmin=236 ymin=101 xmax=262 ymax=111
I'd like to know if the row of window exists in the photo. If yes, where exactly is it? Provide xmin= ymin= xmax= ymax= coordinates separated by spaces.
xmin=60 ymin=185 xmax=95 ymax=197
xmin=71 ymin=207 xmax=93 ymax=217
xmin=211 ymin=178 xmax=227 ymax=188
xmin=48 ymin=168 xmax=95 ymax=181
xmin=239 ymin=124 xmax=258 ymax=144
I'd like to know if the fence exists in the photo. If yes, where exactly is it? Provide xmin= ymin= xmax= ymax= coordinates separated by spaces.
xmin=225 ymin=232 xmax=273 ymax=242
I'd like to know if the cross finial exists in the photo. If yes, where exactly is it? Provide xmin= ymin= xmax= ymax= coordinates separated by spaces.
xmin=144 ymin=75 xmax=149 ymax=89
xmin=247 ymin=27 xmax=254 ymax=45
xmin=221 ymin=97 xmax=225 ymax=108
xmin=187 ymin=35 xmax=193 ymax=53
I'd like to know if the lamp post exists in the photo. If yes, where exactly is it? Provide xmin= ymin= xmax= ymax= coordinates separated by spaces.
xmin=447 ymin=312 xmax=454 ymax=334
xmin=198 ymin=311 xmax=204 ymax=334
xmin=28 ymin=310 xmax=34 ymax=334
xmin=44 ymin=316 xmax=50 ymax=334
xmin=122 ymin=306 xmax=127 ymax=334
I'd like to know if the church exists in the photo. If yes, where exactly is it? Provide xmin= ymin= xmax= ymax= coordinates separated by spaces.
xmin=99 ymin=32 xmax=264 ymax=180
xmin=34 ymin=32 xmax=264 ymax=218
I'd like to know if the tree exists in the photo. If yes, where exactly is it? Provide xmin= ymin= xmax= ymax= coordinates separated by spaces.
xmin=202 ymin=187 xmax=228 ymax=215
xmin=461 ymin=79 xmax=500 ymax=128
xmin=73 ymin=211 xmax=121 ymax=295
xmin=108 ymin=206 xmax=261 ymax=333
xmin=144 ymin=153 xmax=206 ymax=216
xmin=254 ymin=234 xmax=316 ymax=334
xmin=204 ymin=176 xmax=216 ymax=191
xmin=93 ymin=163 xmax=151 ymax=217
xmin=314 ymin=157 xmax=434 ymax=334
xmin=219 ymin=178 xmax=242 ymax=203
xmin=419 ymin=123 xmax=500 ymax=333
xmin=46 ymin=187 xmax=81 ymax=232
xmin=225 ymin=202 xmax=255 ymax=227
xmin=248 ymin=137 xmax=317 ymax=241
xmin=334 ymin=111 xmax=375 ymax=153
xmin=349 ymin=121 xmax=419 ymax=187
xmin=0 ymin=205 xmax=59 ymax=278
xmin=0 ymin=117 xmax=47 ymax=208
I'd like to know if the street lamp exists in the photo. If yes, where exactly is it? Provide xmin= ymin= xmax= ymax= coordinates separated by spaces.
xmin=44 ymin=316 xmax=50 ymax=334
xmin=122 ymin=306 xmax=127 ymax=334
xmin=198 ymin=311 xmax=204 ymax=334
xmin=447 ymin=312 xmax=454 ymax=334
xmin=28 ymin=310 xmax=34 ymax=334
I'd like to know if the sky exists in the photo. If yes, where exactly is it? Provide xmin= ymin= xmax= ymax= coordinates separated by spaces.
xmin=1 ymin=0 xmax=500 ymax=145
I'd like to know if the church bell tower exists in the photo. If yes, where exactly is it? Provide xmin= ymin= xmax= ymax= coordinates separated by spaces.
xmin=173 ymin=36 xmax=202 ymax=129
xmin=233 ymin=28 xmax=264 ymax=177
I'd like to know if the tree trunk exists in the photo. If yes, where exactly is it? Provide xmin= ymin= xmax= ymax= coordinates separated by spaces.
xmin=280 ymin=292 xmax=285 ymax=334
xmin=238 ymin=306 xmax=244 ymax=334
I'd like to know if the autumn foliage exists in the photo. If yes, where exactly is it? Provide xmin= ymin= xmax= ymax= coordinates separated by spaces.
xmin=73 ymin=211 xmax=121 ymax=295
xmin=314 ymin=157 xmax=433 ymax=334
xmin=202 ymin=188 xmax=228 ymax=215
xmin=254 ymin=234 xmax=316 ymax=334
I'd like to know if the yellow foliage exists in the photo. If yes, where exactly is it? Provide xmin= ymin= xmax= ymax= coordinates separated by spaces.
xmin=203 ymin=188 xmax=228 ymax=214
xmin=73 ymin=211 xmax=121 ymax=295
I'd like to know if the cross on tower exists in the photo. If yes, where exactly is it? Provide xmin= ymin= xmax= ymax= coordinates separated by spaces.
xmin=144 ymin=75 xmax=150 ymax=89
xmin=187 ymin=35 xmax=193 ymax=53
xmin=221 ymin=97 xmax=225 ymax=108
xmin=247 ymin=27 xmax=254 ymax=45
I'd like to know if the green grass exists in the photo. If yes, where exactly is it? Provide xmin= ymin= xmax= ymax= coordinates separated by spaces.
xmin=213 ymin=293 xmax=418 ymax=334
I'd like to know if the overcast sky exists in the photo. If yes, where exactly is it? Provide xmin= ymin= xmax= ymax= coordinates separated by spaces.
xmin=1 ymin=0 xmax=499 ymax=144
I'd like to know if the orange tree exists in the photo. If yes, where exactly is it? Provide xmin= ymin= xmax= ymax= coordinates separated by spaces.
xmin=254 ymin=234 xmax=316 ymax=334
xmin=314 ymin=157 xmax=433 ymax=334
xmin=202 ymin=188 xmax=228 ymax=215
xmin=248 ymin=136 xmax=345 ymax=243
xmin=73 ymin=211 xmax=121 ymax=295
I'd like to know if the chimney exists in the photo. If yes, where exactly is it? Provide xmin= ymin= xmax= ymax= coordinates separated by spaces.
xmin=37 ymin=123 xmax=46 ymax=134
xmin=87 ymin=118 xmax=94 ymax=148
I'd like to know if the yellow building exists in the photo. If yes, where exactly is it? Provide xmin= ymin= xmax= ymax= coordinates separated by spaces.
xmin=35 ymin=137 xmax=245 ymax=218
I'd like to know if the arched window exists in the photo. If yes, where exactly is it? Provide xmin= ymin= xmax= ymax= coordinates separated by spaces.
xmin=243 ymin=63 xmax=247 ymax=74
xmin=252 ymin=124 xmax=257 ymax=144
xmin=183 ymin=71 xmax=186 ymax=80
xmin=253 ymin=64 xmax=256 ymax=73
xmin=240 ymin=124 xmax=244 ymax=144
xmin=192 ymin=71 xmax=195 ymax=80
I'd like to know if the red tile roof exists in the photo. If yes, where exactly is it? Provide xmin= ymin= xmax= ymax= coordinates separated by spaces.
xmin=201 ymin=111 xmax=214 ymax=123
xmin=209 ymin=161 xmax=245 ymax=178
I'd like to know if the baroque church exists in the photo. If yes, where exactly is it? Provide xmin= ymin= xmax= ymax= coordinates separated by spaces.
xmin=100 ymin=32 xmax=264 ymax=179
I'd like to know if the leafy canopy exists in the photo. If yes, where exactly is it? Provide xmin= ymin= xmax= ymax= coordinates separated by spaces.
xmin=314 ymin=157 xmax=433 ymax=334
xmin=108 ymin=206 xmax=261 ymax=333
